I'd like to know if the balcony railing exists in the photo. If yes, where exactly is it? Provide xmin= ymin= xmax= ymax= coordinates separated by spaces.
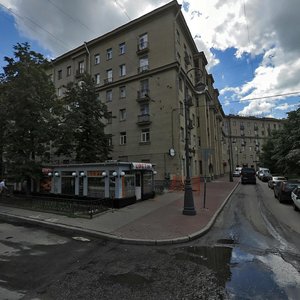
xmin=137 ymin=89 xmax=150 ymax=102
xmin=137 ymin=114 xmax=151 ymax=125
xmin=103 ymin=77 xmax=113 ymax=85
xmin=137 ymin=41 xmax=149 ymax=54
xmin=138 ymin=65 xmax=149 ymax=73
xmin=75 ymin=70 xmax=84 ymax=78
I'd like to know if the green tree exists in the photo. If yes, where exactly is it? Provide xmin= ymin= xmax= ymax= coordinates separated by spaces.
xmin=0 ymin=88 xmax=8 ymax=177
xmin=55 ymin=73 xmax=112 ymax=163
xmin=260 ymin=108 xmax=300 ymax=175
xmin=1 ymin=43 xmax=59 ymax=191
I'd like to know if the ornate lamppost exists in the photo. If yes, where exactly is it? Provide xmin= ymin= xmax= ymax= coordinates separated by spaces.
xmin=182 ymin=68 xmax=208 ymax=216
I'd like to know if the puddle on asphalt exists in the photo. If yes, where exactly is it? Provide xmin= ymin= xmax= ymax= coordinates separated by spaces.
xmin=0 ymin=286 xmax=25 ymax=300
xmin=176 ymin=245 xmax=298 ymax=299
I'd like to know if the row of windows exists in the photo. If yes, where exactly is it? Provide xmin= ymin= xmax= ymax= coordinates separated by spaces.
xmin=232 ymin=120 xmax=281 ymax=129
xmin=55 ymin=33 xmax=149 ymax=82
xmin=57 ymin=55 xmax=149 ymax=85
xmin=118 ymin=129 xmax=150 ymax=145
xmin=107 ymin=103 xmax=150 ymax=124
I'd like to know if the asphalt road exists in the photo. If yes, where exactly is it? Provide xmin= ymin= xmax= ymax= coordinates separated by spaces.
xmin=0 ymin=179 xmax=299 ymax=299
xmin=192 ymin=179 xmax=300 ymax=299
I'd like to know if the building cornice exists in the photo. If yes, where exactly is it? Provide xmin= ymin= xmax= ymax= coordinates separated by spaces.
xmin=52 ymin=0 xmax=182 ymax=64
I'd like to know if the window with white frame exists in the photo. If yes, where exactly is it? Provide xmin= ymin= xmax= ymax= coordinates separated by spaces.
xmin=120 ymin=132 xmax=126 ymax=145
xmin=106 ymin=69 xmax=113 ymax=83
xmin=139 ymin=56 xmax=149 ymax=72
xmin=119 ymin=108 xmax=126 ymax=121
xmin=94 ymin=54 xmax=100 ymax=64
xmin=94 ymin=73 xmax=100 ymax=85
xmin=57 ymin=87 xmax=62 ymax=97
xmin=138 ymin=33 xmax=148 ymax=50
xmin=67 ymin=66 xmax=71 ymax=77
xmin=106 ymin=48 xmax=112 ymax=60
xmin=141 ymin=128 xmax=150 ymax=143
xmin=119 ymin=42 xmax=126 ymax=55
xmin=106 ymin=90 xmax=112 ymax=102
xmin=140 ymin=103 xmax=149 ymax=115
xmin=58 ymin=70 xmax=62 ymax=80
xmin=140 ymin=79 xmax=149 ymax=95
xmin=78 ymin=61 xmax=84 ymax=73
xmin=119 ymin=86 xmax=126 ymax=98
xmin=119 ymin=64 xmax=126 ymax=77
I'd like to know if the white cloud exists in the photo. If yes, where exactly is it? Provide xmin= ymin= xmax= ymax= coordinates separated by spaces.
xmin=2 ymin=0 xmax=300 ymax=117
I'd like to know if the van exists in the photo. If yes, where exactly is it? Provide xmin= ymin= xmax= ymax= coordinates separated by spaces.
xmin=241 ymin=167 xmax=256 ymax=184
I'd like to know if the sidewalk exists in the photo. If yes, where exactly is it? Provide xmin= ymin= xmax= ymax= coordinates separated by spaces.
xmin=0 ymin=177 xmax=239 ymax=245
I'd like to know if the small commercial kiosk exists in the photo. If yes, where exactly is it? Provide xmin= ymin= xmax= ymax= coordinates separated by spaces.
xmin=41 ymin=161 xmax=156 ymax=208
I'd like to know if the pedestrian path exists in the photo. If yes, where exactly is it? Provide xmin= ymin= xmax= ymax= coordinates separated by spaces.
xmin=0 ymin=177 xmax=239 ymax=245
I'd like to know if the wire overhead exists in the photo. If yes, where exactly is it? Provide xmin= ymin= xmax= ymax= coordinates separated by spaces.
xmin=46 ymin=0 xmax=96 ymax=35
xmin=0 ymin=2 xmax=72 ymax=52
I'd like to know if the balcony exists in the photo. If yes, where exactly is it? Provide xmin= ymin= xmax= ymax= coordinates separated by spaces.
xmin=75 ymin=70 xmax=84 ymax=78
xmin=137 ymin=41 xmax=149 ymax=55
xmin=138 ymin=65 xmax=149 ymax=74
xmin=137 ymin=114 xmax=151 ymax=125
xmin=137 ymin=89 xmax=150 ymax=103
xmin=103 ymin=77 xmax=113 ymax=85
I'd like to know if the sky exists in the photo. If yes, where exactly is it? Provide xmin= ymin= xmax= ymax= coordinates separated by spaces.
xmin=1 ymin=0 xmax=299 ymax=119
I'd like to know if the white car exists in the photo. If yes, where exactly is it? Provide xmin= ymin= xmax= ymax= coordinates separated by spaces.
xmin=291 ymin=187 xmax=300 ymax=211
xmin=233 ymin=170 xmax=240 ymax=177
xmin=268 ymin=176 xmax=287 ymax=189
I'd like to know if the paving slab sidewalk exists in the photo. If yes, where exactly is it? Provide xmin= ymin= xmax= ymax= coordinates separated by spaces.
xmin=0 ymin=177 xmax=239 ymax=245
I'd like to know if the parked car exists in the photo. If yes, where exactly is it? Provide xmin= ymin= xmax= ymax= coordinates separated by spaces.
xmin=261 ymin=172 xmax=272 ymax=182
xmin=273 ymin=180 xmax=300 ymax=203
xmin=268 ymin=176 xmax=287 ymax=189
xmin=258 ymin=169 xmax=271 ymax=181
xmin=257 ymin=167 xmax=270 ymax=178
xmin=241 ymin=167 xmax=256 ymax=184
xmin=291 ymin=187 xmax=300 ymax=211
xmin=233 ymin=170 xmax=240 ymax=177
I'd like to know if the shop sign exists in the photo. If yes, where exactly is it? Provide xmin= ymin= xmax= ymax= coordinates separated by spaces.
xmin=87 ymin=170 xmax=102 ymax=177
xmin=42 ymin=168 xmax=53 ymax=174
xmin=131 ymin=163 xmax=152 ymax=170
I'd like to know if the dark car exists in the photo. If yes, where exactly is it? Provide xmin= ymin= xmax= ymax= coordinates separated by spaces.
xmin=241 ymin=167 xmax=256 ymax=184
xmin=261 ymin=172 xmax=272 ymax=182
xmin=273 ymin=180 xmax=300 ymax=203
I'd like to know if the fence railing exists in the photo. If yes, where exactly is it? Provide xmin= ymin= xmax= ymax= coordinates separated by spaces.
xmin=0 ymin=193 xmax=110 ymax=218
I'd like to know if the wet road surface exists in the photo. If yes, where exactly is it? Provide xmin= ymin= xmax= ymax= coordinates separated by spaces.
xmin=1 ymin=179 xmax=300 ymax=299
xmin=190 ymin=179 xmax=300 ymax=299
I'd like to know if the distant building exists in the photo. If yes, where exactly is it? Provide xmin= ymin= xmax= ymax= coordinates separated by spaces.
xmin=223 ymin=115 xmax=284 ymax=171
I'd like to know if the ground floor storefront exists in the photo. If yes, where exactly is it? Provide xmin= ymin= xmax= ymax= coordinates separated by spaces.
xmin=41 ymin=161 xmax=156 ymax=208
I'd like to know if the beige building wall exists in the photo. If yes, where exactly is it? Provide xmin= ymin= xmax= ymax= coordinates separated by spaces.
xmin=48 ymin=1 xmax=236 ymax=185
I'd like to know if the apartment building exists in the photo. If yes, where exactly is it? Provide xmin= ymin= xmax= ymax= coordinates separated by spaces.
xmin=223 ymin=115 xmax=284 ymax=171
xmin=49 ymin=0 xmax=226 ymax=185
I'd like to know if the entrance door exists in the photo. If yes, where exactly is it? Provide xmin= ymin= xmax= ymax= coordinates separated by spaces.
xmin=135 ymin=172 xmax=142 ymax=200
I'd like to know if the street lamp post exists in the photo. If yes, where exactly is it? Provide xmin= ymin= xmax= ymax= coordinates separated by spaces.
xmin=228 ymin=118 xmax=233 ymax=182
xmin=182 ymin=68 xmax=208 ymax=216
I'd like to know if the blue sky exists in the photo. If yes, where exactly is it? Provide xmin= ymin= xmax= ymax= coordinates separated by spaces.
xmin=1 ymin=0 xmax=299 ymax=119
